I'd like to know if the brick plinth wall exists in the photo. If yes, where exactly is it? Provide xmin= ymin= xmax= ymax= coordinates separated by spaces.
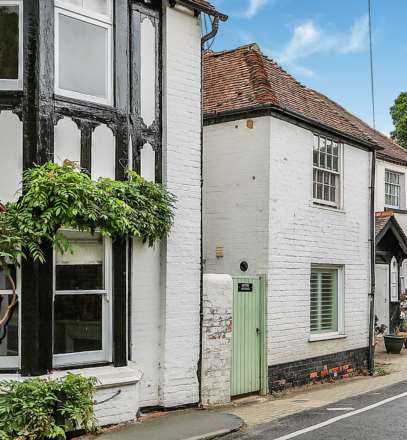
xmin=268 ymin=347 xmax=369 ymax=392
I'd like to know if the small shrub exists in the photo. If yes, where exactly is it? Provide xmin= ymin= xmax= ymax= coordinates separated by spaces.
xmin=0 ymin=373 xmax=97 ymax=439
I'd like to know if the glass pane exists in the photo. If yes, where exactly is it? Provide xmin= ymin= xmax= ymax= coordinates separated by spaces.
xmin=54 ymin=294 xmax=102 ymax=354
xmin=332 ymin=156 xmax=338 ymax=171
xmin=84 ymin=0 xmax=109 ymax=15
xmin=59 ymin=14 xmax=108 ymax=98
xmin=56 ymin=231 xmax=104 ymax=291
xmin=0 ymin=296 xmax=18 ymax=356
xmin=330 ymin=186 xmax=336 ymax=202
xmin=0 ymin=6 xmax=19 ymax=80
xmin=324 ymin=185 xmax=329 ymax=201
xmin=316 ymin=183 xmax=323 ymax=199
xmin=64 ymin=0 xmax=82 ymax=7
xmin=62 ymin=0 xmax=109 ymax=16
xmin=326 ymin=139 xmax=332 ymax=155
xmin=0 ymin=266 xmax=16 ymax=290
xmin=327 ymin=154 xmax=332 ymax=170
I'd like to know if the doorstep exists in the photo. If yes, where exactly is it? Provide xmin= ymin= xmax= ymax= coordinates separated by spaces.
xmin=83 ymin=409 xmax=243 ymax=440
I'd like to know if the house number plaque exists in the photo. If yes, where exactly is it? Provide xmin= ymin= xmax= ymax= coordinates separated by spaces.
xmin=238 ymin=283 xmax=253 ymax=292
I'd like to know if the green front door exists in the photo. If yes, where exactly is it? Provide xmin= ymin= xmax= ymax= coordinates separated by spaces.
xmin=231 ymin=276 xmax=262 ymax=396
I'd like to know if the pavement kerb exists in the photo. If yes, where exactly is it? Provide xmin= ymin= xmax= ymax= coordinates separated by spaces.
xmin=183 ymin=424 xmax=244 ymax=440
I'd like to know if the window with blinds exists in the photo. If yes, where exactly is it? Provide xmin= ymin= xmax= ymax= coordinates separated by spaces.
xmin=310 ymin=268 xmax=338 ymax=334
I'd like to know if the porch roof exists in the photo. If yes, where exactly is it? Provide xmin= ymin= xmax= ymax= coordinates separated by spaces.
xmin=375 ymin=211 xmax=407 ymax=255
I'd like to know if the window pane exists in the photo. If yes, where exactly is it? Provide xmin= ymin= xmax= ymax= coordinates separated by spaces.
xmin=54 ymin=294 xmax=102 ymax=354
xmin=310 ymin=269 xmax=338 ymax=334
xmin=0 ymin=296 xmax=18 ymax=356
xmin=62 ymin=0 xmax=109 ymax=16
xmin=56 ymin=232 xmax=104 ymax=291
xmin=0 ymin=266 xmax=16 ymax=290
xmin=59 ymin=14 xmax=108 ymax=98
xmin=84 ymin=0 xmax=109 ymax=15
xmin=0 ymin=6 xmax=19 ymax=80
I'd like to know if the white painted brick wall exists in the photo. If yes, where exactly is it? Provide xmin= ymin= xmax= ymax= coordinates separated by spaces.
xmin=159 ymin=4 xmax=202 ymax=407
xmin=203 ymin=117 xmax=271 ymax=276
xmin=203 ymin=115 xmax=371 ymax=368
xmin=94 ymin=383 xmax=140 ymax=426
xmin=201 ymin=274 xmax=233 ymax=406
xmin=268 ymin=117 xmax=371 ymax=365
xmin=130 ymin=3 xmax=202 ymax=409
xmin=131 ymin=241 xmax=161 ymax=407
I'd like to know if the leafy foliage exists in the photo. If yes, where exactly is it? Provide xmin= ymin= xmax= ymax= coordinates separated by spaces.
xmin=0 ymin=373 xmax=97 ymax=439
xmin=0 ymin=161 xmax=176 ymax=265
xmin=390 ymin=92 xmax=407 ymax=149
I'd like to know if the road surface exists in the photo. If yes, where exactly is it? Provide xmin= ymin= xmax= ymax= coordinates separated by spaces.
xmin=223 ymin=381 xmax=407 ymax=440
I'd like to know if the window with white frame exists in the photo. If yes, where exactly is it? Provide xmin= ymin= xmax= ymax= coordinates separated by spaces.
xmin=310 ymin=266 xmax=343 ymax=335
xmin=313 ymin=134 xmax=341 ymax=207
xmin=0 ymin=264 xmax=19 ymax=368
xmin=54 ymin=0 xmax=113 ymax=105
xmin=53 ymin=230 xmax=111 ymax=367
xmin=0 ymin=0 xmax=23 ymax=90
xmin=385 ymin=170 xmax=402 ymax=209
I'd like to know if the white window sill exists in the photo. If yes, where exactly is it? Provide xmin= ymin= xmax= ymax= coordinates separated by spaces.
xmin=309 ymin=333 xmax=347 ymax=342
xmin=310 ymin=201 xmax=345 ymax=214
xmin=0 ymin=364 xmax=144 ymax=389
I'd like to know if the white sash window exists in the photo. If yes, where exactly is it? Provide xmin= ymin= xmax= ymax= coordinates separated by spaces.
xmin=53 ymin=231 xmax=111 ymax=367
xmin=0 ymin=0 xmax=23 ymax=90
xmin=313 ymin=134 xmax=342 ymax=208
xmin=55 ymin=0 xmax=113 ymax=105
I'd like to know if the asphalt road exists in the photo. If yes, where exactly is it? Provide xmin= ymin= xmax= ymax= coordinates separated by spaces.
xmin=223 ymin=381 xmax=407 ymax=440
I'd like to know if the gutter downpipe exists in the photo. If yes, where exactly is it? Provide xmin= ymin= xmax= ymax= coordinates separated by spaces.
xmin=368 ymin=149 xmax=376 ymax=374
xmin=198 ymin=15 xmax=221 ymax=405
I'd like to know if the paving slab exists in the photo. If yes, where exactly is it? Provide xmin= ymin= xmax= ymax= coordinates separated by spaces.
xmin=94 ymin=410 xmax=243 ymax=440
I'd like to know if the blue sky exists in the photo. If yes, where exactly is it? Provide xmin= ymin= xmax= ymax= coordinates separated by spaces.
xmin=207 ymin=0 xmax=407 ymax=135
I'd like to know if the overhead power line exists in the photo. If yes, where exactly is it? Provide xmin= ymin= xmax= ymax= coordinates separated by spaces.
xmin=368 ymin=0 xmax=376 ymax=129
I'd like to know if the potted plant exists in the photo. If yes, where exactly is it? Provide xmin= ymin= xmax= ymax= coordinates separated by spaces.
xmin=384 ymin=334 xmax=405 ymax=354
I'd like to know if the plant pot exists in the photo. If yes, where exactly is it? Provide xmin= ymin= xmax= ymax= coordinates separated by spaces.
xmin=384 ymin=335 xmax=404 ymax=354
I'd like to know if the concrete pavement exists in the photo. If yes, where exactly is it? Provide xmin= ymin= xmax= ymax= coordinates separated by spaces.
xmin=85 ymin=410 xmax=243 ymax=440
xmin=84 ymin=338 xmax=407 ymax=439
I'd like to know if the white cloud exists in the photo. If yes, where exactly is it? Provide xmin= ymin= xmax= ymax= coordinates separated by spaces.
xmin=278 ymin=15 xmax=369 ymax=65
xmin=340 ymin=15 xmax=369 ymax=53
xmin=245 ymin=0 xmax=268 ymax=18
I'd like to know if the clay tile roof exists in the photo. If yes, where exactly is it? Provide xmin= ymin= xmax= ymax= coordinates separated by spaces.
xmin=203 ymin=44 xmax=407 ymax=163
xmin=375 ymin=211 xmax=407 ymax=251
xmin=375 ymin=211 xmax=394 ymax=237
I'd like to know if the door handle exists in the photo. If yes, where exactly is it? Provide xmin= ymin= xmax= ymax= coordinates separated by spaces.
xmin=256 ymin=328 xmax=260 ymax=335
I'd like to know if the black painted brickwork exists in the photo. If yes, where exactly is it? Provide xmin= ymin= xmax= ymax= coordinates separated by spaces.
xmin=268 ymin=347 xmax=369 ymax=393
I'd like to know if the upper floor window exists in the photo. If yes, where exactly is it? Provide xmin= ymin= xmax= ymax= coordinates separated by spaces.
xmin=313 ymin=134 xmax=342 ymax=208
xmin=55 ymin=0 xmax=113 ymax=105
xmin=385 ymin=170 xmax=402 ymax=209
xmin=0 ymin=0 xmax=23 ymax=90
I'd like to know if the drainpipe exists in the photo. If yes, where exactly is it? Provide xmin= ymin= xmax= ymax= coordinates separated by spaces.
xmin=198 ymin=15 xmax=220 ymax=404
xmin=201 ymin=16 xmax=219 ymax=46
xmin=368 ymin=149 xmax=376 ymax=374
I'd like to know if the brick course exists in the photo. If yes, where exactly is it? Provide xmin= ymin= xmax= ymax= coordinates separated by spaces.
xmin=268 ymin=347 xmax=369 ymax=392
